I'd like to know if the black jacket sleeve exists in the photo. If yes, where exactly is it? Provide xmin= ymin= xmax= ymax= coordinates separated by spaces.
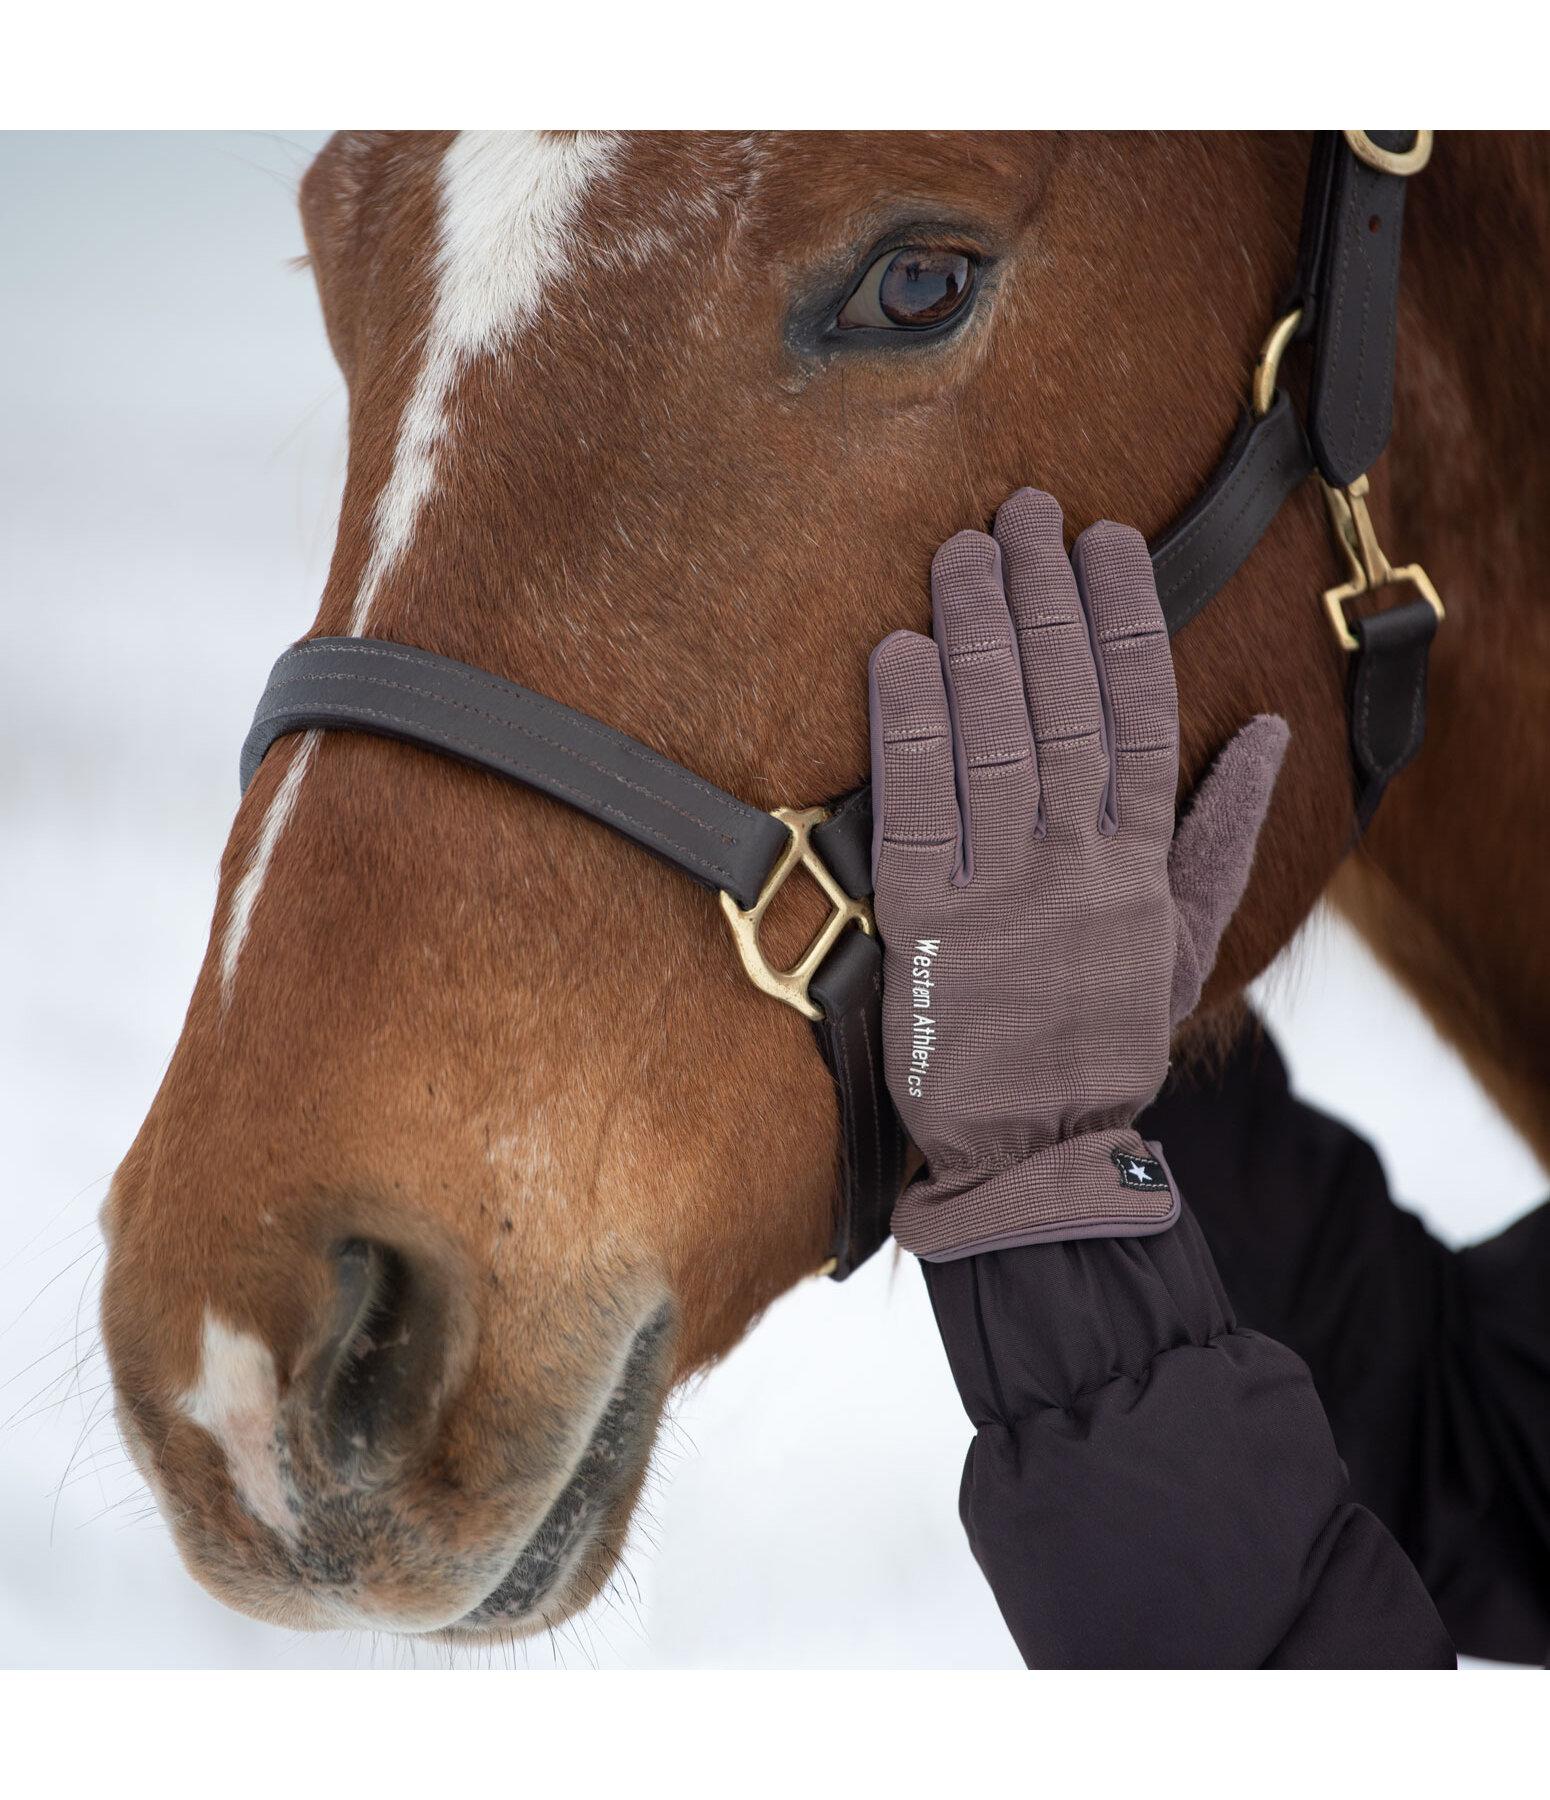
xmin=1139 ymin=1021 xmax=1550 ymax=1666
xmin=923 ymin=1204 xmax=1455 ymax=1667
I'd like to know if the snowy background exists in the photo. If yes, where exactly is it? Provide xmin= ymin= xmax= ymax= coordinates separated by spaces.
xmin=2 ymin=131 xmax=1542 ymax=1669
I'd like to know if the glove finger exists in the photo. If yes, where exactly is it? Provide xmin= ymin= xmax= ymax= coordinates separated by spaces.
xmin=1070 ymin=520 xmax=1178 ymax=839
xmin=929 ymin=530 xmax=1040 ymax=885
xmin=992 ymin=488 xmax=1110 ymax=841
xmin=1168 ymin=713 xmax=1291 ymax=1026
xmin=868 ymin=629 xmax=960 ymax=894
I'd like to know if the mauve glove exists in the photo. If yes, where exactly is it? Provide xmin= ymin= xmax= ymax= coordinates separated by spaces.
xmin=869 ymin=488 xmax=1288 ymax=1262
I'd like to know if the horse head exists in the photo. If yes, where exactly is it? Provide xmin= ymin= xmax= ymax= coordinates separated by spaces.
xmin=102 ymin=131 xmax=1364 ymax=1637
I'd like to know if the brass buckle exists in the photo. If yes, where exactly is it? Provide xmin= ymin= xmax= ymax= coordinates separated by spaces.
xmin=1343 ymin=130 xmax=1433 ymax=180
xmin=1320 ymin=473 xmax=1445 ymax=653
xmin=718 ymin=805 xmax=875 ymax=1022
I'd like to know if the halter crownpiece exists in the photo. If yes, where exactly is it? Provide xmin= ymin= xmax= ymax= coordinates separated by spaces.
xmin=242 ymin=130 xmax=1435 ymax=1281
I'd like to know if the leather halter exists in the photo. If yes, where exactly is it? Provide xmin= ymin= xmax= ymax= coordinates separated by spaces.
xmin=242 ymin=130 xmax=1438 ymax=1282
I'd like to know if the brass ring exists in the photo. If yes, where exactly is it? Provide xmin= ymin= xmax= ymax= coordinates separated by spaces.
xmin=1343 ymin=130 xmax=1433 ymax=179
xmin=1252 ymin=308 xmax=1303 ymax=418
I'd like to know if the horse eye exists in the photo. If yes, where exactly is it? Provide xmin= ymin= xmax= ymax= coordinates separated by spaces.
xmin=837 ymin=247 xmax=975 ymax=331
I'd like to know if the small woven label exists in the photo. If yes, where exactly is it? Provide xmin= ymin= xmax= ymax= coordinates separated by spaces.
xmin=1110 ymin=1146 xmax=1168 ymax=1192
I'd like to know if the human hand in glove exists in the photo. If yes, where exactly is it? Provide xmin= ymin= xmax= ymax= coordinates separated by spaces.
xmin=869 ymin=488 xmax=1288 ymax=1261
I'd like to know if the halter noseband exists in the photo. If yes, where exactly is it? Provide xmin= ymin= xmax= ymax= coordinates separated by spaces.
xmin=242 ymin=130 xmax=1438 ymax=1281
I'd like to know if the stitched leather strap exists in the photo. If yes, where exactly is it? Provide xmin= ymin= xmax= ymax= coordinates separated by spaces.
xmin=1148 ymin=393 xmax=1315 ymax=637
xmin=1305 ymin=132 xmax=1416 ymax=488
xmin=1349 ymin=597 xmax=1438 ymax=833
xmin=806 ymin=787 xmax=910 ymax=1276
xmin=1283 ymin=128 xmax=1435 ymax=831
xmin=240 ymin=637 xmax=792 ymax=911
xmin=809 ymin=923 xmax=909 ymax=1277
xmin=1282 ymin=130 xmax=1342 ymax=336
xmin=809 ymin=784 xmax=874 ymax=897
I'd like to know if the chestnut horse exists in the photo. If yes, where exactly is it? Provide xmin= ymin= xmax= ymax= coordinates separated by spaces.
xmin=101 ymin=131 xmax=1550 ymax=1639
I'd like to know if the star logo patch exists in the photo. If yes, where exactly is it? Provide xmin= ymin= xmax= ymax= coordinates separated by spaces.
xmin=1110 ymin=1146 xmax=1168 ymax=1191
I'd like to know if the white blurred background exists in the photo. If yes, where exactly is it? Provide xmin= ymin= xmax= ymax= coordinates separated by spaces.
xmin=2 ymin=131 xmax=1542 ymax=1669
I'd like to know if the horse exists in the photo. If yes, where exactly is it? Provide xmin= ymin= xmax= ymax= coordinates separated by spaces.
xmin=99 ymin=130 xmax=1550 ymax=1639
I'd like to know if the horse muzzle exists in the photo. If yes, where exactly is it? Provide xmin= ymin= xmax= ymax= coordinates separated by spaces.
xmin=103 ymin=1203 xmax=677 ymax=1639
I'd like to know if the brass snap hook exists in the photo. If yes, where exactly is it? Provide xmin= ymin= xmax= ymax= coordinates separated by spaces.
xmin=719 ymin=805 xmax=875 ymax=1022
xmin=1320 ymin=474 xmax=1445 ymax=652
xmin=1248 ymin=312 xmax=1444 ymax=654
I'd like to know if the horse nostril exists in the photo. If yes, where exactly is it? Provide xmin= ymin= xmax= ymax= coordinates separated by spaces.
xmin=308 ymin=1237 xmax=464 ymax=1484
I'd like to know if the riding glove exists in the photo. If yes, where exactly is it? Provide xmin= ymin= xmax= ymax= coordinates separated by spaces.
xmin=869 ymin=487 xmax=1288 ymax=1261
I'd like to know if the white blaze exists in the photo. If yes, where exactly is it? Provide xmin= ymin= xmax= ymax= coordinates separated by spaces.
xmin=182 ymin=1312 xmax=296 ymax=1539
xmin=219 ymin=131 xmax=618 ymax=1004
xmin=219 ymin=727 xmax=319 ymax=1007
xmin=347 ymin=129 xmax=620 ymax=635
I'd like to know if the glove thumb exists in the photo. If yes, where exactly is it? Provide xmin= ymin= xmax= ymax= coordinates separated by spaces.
xmin=1168 ymin=713 xmax=1290 ymax=1027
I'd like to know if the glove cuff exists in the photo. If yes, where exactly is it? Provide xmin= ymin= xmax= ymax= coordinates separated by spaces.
xmin=891 ymin=1129 xmax=1181 ymax=1263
